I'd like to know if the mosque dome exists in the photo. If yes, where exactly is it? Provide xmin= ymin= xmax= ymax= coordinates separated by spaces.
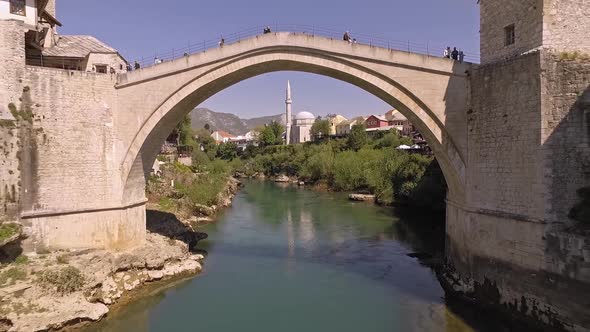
xmin=295 ymin=111 xmax=315 ymax=120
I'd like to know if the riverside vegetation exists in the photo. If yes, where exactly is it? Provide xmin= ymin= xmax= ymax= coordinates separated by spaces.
xmin=156 ymin=118 xmax=447 ymax=213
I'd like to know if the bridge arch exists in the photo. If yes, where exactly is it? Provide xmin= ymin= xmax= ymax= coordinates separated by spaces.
xmin=118 ymin=35 xmax=468 ymax=206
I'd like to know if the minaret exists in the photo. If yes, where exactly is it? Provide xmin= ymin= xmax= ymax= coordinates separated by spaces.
xmin=285 ymin=80 xmax=292 ymax=145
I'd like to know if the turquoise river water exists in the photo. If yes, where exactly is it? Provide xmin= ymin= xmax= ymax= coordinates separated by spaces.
xmin=84 ymin=180 xmax=510 ymax=332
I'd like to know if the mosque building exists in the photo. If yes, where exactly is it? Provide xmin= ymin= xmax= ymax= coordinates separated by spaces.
xmin=285 ymin=81 xmax=315 ymax=144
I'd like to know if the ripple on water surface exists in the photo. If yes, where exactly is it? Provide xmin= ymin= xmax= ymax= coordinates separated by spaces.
xmin=84 ymin=181 xmax=488 ymax=332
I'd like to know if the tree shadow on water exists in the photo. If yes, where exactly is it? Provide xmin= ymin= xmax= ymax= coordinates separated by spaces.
xmin=146 ymin=210 xmax=208 ymax=251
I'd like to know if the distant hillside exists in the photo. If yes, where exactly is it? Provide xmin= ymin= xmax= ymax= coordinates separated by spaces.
xmin=190 ymin=108 xmax=285 ymax=135
xmin=244 ymin=114 xmax=285 ymax=130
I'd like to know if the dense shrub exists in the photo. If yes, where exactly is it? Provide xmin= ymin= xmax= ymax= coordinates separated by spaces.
xmin=37 ymin=266 xmax=85 ymax=294
xmin=237 ymin=136 xmax=447 ymax=210
xmin=0 ymin=267 xmax=26 ymax=286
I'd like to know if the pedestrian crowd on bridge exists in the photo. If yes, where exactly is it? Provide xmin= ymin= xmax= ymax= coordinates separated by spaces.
xmin=444 ymin=46 xmax=465 ymax=63
xmin=128 ymin=29 xmax=469 ymax=72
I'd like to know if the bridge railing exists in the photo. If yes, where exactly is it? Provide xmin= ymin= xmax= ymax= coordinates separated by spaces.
xmin=132 ymin=24 xmax=480 ymax=69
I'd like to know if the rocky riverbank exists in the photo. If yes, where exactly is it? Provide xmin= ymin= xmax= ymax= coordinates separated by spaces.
xmin=147 ymin=163 xmax=242 ymax=226
xmin=0 ymin=231 xmax=203 ymax=331
xmin=0 ymin=172 xmax=242 ymax=331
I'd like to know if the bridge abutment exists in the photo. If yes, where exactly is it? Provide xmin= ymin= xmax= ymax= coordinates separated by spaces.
xmin=443 ymin=200 xmax=590 ymax=331
xmin=441 ymin=47 xmax=590 ymax=331
xmin=23 ymin=203 xmax=146 ymax=251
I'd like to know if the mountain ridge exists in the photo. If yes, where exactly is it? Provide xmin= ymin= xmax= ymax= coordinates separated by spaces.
xmin=190 ymin=107 xmax=285 ymax=135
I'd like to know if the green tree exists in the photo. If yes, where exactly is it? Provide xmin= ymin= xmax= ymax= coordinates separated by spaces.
xmin=258 ymin=121 xmax=285 ymax=146
xmin=216 ymin=142 xmax=238 ymax=160
xmin=258 ymin=126 xmax=277 ymax=146
xmin=268 ymin=121 xmax=285 ymax=145
xmin=176 ymin=114 xmax=194 ymax=146
xmin=310 ymin=119 xmax=331 ymax=139
xmin=347 ymin=124 xmax=368 ymax=151
xmin=374 ymin=129 xmax=413 ymax=149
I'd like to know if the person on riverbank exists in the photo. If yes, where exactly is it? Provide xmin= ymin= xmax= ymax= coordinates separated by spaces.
xmin=219 ymin=38 xmax=225 ymax=47
xmin=134 ymin=61 xmax=140 ymax=70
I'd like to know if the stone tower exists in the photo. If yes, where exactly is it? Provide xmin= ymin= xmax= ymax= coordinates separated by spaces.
xmin=285 ymin=80 xmax=292 ymax=145
xmin=443 ymin=1 xmax=590 ymax=330
xmin=479 ymin=0 xmax=590 ymax=64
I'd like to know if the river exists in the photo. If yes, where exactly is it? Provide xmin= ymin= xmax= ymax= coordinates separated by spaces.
xmin=84 ymin=180 xmax=504 ymax=332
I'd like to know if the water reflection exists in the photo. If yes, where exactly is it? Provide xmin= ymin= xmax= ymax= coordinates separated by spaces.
xmin=83 ymin=180 xmax=524 ymax=332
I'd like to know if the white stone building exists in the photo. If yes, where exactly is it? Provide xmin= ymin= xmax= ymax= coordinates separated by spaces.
xmin=39 ymin=35 xmax=128 ymax=73
xmin=291 ymin=111 xmax=315 ymax=143
xmin=1 ymin=0 xmax=127 ymax=73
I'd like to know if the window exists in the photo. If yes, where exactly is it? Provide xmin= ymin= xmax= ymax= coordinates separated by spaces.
xmin=9 ymin=0 xmax=26 ymax=16
xmin=95 ymin=65 xmax=107 ymax=74
xmin=504 ymin=24 xmax=515 ymax=46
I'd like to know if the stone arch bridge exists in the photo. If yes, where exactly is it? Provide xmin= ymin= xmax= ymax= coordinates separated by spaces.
xmin=8 ymin=31 xmax=590 ymax=331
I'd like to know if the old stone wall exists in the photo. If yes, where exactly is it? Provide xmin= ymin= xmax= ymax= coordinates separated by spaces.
xmin=20 ymin=66 xmax=119 ymax=213
xmin=480 ymin=0 xmax=543 ymax=64
xmin=480 ymin=0 xmax=590 ymax=65
xmin=84 ymin=53 xmax=128 ymax=73
xmin=540 ymin=53 xmax=590 ymax=225
xmin=0 ymin=121 xmax=20 ymax=221
xmin=0 ymin=20 xmax=27 ymax=115
xmin=466 ymin=52 xmax=544 ymax=220
xmin=449 ymin=48 xmax=590 ymax=331
xmin=15 ymin=66 xmax=147 ymax=251
xmin=0 ymin=20 xmax=27 ymax=223
xmin=543 ymin=0 xmax=590 ymax=55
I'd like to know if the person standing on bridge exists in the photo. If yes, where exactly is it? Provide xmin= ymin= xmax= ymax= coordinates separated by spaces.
xmin=219 ymin=38 xmax=225 ymax=47
xmin=453 ymin=47 xmax=460 ymax=60
xmin=264 ymin=26 xmax=271 ymax=34
xmin=343 ymin=31 xmax=350 ymax=42
xmin=459 ymin=50 xmax=465 ymax=63
xmin=443 ymin=47 xmax=450 ymax=58
xmin=134 ymin=61 xmax=140 ymax=70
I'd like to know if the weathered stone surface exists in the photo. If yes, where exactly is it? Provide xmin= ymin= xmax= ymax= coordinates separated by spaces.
xmin=348 ymin=194 xmax=376 ymax=202
xmin=480 ymin=0 xmax=590 ymax=65
xmin=0 ymin=232 xmax=205 ymax=330
xmin=274 ymin=175 xmax=291 ymax=183
xmin=194 ymin=204 xmax=215 ymax=216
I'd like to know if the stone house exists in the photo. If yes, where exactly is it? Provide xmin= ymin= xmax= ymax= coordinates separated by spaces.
xmin=1 ymin=0 xmax=127 ymax=73
xmin=335 ymin=116 xmax=366 ymax=136
xmin=326 ymin=114 xmax=348 ymax=135
xmin=365 ymin=115 xmax=389 ymax=129
xmin=36 ymin=35 xmax=128 ymax=73
xmin=211 ymin=130 xmax=235 ymax=143
xmin=384 ymin=109 xmax=414 ymax=136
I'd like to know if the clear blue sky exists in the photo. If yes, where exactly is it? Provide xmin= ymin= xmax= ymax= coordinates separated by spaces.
xmin=57 ymin=0 xmax=479 ymax=119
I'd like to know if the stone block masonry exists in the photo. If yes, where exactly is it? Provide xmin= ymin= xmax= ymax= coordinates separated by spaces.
xmin=479 ymin=0 xmax=590 ymax=65
xmin=0 ymin=21 xmax=27 ymax=221
xmin=445 ymin=49 xmax=590 ymax=331
xmin=17 ymin=66 xmax=146 ymax=251
xmin=540 ymin=52 xmax=590 ymax=226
